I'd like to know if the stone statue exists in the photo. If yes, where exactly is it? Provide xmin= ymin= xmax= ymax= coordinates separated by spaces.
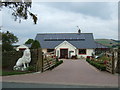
xmin=13 ymin=48 xmax=31 ymax=71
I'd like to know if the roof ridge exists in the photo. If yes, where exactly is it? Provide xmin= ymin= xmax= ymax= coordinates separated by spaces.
xmin=37 ymin=33 xmax=93 ymax=35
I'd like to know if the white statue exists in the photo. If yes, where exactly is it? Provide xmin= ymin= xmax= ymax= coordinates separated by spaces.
xmin=13 ymin=48 xmax=31 ymax=71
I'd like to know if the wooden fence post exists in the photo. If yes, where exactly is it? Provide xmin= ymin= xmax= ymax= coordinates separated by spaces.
xmin=112 ymin=51 xmax=115 ymax=74
xmin=116 ymin=47 xmax=120 ymax=74
xmin=36 ymin=48 xmax=43 ymax=72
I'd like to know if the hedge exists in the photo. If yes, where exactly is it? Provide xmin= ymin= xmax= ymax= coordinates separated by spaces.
xmin=49 ymin=60 xmax=63 ymax=70
xmin=86 ymin=58 xmax=106 ymax=71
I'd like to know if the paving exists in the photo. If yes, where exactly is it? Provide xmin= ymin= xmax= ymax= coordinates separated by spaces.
xmin=2 ymin=59 xmax=118 ymax=87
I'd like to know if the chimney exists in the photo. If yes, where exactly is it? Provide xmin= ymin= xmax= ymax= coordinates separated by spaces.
xmin=77 ymin=26 xmax=81 ymax=34
xmin=78 ymin=29 xmax=81 ymax=34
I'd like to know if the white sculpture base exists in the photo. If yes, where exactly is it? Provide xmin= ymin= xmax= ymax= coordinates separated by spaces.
xmin=13 ymin=67 xmax=27 ymax=71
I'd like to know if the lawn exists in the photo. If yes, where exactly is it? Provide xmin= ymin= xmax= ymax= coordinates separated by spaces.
xmin=0 ymin=70 xmax=33 ymax=76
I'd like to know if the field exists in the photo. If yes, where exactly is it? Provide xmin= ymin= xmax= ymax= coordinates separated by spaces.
xmin=95 ymin=39 xmax=118 ymax=47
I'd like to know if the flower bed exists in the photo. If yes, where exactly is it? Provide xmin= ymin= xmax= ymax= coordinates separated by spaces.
xmin=86 ymin=58 xmax=106 ymax=71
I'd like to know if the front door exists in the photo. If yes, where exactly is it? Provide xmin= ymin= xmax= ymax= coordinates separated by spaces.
xmin=60 ymin=49 xmax=68 ymax=59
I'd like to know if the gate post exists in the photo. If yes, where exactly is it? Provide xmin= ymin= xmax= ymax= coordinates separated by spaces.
xmin=36 ymin=48 xmax=43 ymax=72
xmin=112 ymin=51 xmax=115 ymax=74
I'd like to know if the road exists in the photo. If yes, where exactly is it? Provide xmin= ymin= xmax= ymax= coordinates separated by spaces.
xmin=2 ymin=59 xmax=118 ymax=88
xmin=2 ymin=82 xmax=118 ymax=88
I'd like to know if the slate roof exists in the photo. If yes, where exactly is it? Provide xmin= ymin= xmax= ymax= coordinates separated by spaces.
xmin=24 ymin=44 xmax=32 ymax=48
xmin=95 ymin=42 xmax=109 ymax=49
xmin=35 ymin=33 xmax=97 ymax=49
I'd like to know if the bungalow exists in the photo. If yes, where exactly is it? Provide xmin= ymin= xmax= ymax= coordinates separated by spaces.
xmin=95 ymin=42 xmax=110 ymax=55
xmin=16 ymin=44 xmax=32 ymax=51
xmin=35 ymin=31 xmax=97 ymax=59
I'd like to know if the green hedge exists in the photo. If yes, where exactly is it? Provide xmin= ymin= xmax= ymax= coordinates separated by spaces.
xmin=49 ymin=60 xmax=63 ymax=70
xmin=86 ymin=58 xmax=106 ymax=71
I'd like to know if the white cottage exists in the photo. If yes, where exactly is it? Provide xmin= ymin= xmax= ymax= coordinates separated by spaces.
xmin=16 ymin=44 xmax=31 ymax=51
xmin=35 ymin=32 xmax=97 ymax=59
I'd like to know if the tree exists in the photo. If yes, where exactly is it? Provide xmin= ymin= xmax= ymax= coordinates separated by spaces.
xmin=2 ymin=31 xmax=18 ymax=44
xmin=0 ymin=0 xmax=38 ymax=24
xmin=31 ymin=40 xmax=40 ymax=49
xmin=0 ymin=31 xmax=1 ymax=40
xmin=2 ymin=31 xmax=18 ymax=51
xmin=25 ymin=39 xmax=34 ymax=44
xmin=2 ymin=43 xmax=13 ymax=51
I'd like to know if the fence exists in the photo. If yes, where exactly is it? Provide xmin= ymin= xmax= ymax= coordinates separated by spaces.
xmin=42 ymin=51 xmax=56 ymax=71
xmin=2 ymin=48 xmax=57 ymax=72
xmin=106 ymin=49 xmax=118 ymax=74
xmin=106 ymin=61 xmax=113 ymax=73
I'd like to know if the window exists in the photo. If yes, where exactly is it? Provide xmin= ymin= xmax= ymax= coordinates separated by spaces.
xmin=78 ymin=49 xmax=86 ymax=54
xmin=47 ymin=49 xmax=54 ymax=52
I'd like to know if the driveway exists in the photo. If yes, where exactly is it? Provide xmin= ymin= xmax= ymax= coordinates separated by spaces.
xmin=2 ymin=59 xmax=118 ymax=87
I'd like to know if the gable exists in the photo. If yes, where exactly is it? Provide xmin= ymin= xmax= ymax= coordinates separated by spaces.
xmin=55 ymin=41 xmax=76 ymax=49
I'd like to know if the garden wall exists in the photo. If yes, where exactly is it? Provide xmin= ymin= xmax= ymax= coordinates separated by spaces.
xmin=2 ymin=49 xmax=41 ymax=70
xmin=2 ymin=51 xmax=23 ymax=70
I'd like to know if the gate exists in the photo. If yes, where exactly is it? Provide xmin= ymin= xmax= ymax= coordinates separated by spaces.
xmin=106 ymin=49 xmax=118 ymax=74
xmin=42 ymin=51 xmax=56 ymax=72
xmin=30 ymin=49 xmax=57 ymax=72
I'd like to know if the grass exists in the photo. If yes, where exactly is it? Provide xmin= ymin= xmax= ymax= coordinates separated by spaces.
xmin=1 ymin=70 xmax=33 ymax=76
xmin=95 ymin=39 xmax=118 ymax=47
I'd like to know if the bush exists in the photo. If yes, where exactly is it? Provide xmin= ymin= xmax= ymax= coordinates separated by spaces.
xmin=55 ymin=60 xmax=63 ymax=66
xmin=86 ymin=56 xmax=91 ymax=59
xmin=26 ymin=66 xmax=36 ymax=71
xmin=86 ymin=58 xmax=106 ymax=71
xmin=31 ymin=40 xmax=41 ymax=49
xmin=49 ymin=60 xmax=63 ymax=70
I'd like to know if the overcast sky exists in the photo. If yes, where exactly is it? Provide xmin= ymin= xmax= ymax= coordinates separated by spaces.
xmin=1 ymin=1 xmax=118 ymax=45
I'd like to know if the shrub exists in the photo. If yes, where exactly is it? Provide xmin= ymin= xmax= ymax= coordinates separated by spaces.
xmin=56 ymin=60 xmax=63 ymax=66
xmin=86 ymin=58 xmax=106 ymax=71
xmin=25 ymin=39 xmax=34 ymax=44
xmin=31 ymin=40 xmax=41 ymax=49
xmin=49 ymin=60 xmax=63 ymax=70
xmin=26 ymin=66 xmax=36 ymax=71
xmin=86 ymin=56 xmax=91 ymax=59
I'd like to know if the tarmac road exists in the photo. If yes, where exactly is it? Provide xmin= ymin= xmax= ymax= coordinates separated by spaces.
xmin=2 ymin=82 xmax=118 ymax=88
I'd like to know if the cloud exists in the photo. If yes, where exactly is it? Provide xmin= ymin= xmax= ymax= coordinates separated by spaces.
xmin=40 ymin=2 xmax=117 ymax=20
xmin=2 ymin=2 xmax=118 ymax=45
xmin=0 ymin=11 xmax=2 ymax=27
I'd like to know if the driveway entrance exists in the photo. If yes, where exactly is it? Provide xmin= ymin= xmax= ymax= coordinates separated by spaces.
xmin=2 ymin=59 xmax=118 ymax=87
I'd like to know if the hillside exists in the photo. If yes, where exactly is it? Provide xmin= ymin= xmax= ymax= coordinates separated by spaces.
xmin=95 ymin=39 xmax=119 ymax=48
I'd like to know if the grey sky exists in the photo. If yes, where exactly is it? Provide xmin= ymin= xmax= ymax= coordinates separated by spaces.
xmin=1 ymin=2 xmax=118 ymax=45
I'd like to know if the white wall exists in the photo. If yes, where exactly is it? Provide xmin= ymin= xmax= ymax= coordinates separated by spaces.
xmin=43 ymin=48 xmax=94 ymax=58
xmin=55 ymin=41 xmax=76 ymax=58
xmin=42 ymin=49 xmax=47 ymax=54
xmin=77 ymin=49 xmax=94 ymax=58
xmin=16 ymin=45 xmax=28 ymax=51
